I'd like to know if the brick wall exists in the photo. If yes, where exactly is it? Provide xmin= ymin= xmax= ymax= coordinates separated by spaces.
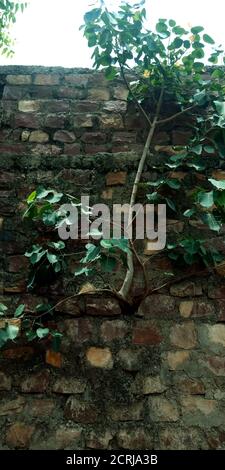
xmin=0 ymin=66 xmax=225 ymax=450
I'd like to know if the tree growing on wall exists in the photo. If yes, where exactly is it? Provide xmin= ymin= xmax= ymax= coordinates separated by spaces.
xmin=1 ymin=0 xmax=225 ymax=353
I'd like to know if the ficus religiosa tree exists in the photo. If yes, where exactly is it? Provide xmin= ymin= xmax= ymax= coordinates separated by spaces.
xmin=0 ymin=0 xmax=27 ymax=56
xmin=1 ymin=0 xmax=225 ymax=352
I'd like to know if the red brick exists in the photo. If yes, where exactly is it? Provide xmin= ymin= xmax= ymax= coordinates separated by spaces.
xmin=20 ymin=370 xmax=50 ymax=393
xmin=133 ymin=321 xmax=163 ymax=345
xmin=85 ymin=144 xmax=110 ymax=154
xmin=100 ymin=320 xmax=129 ymax=342
xmin=0 ymin=143 xmax=27 ymax=155
xmin=138 ymin=294 xmax=176 ymax=318
xmin=7 ymin=255 xmax=29 ymax=273
xmin=56 ymin=87 xmax=86 ymax=99
xmin=106 ymin=171 xmax=127 ymax=186
xmin=44 ymin=114 xmax=65 ymax=128
xmin=81 ymin=132 xmax=107 ymax=143
xmin=64 ymin=397 xmax=98 ymax=424
xmin=64 ymin=143 xmax=81 ymax=155
xmin=2 ymin=347 xmax=35 ymax=361
xmin=13 ymin=112 xmax=40 ymax=128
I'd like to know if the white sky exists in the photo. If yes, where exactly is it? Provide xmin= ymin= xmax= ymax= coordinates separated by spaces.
xmin=0 ymin=0 xmax=224 ymax=67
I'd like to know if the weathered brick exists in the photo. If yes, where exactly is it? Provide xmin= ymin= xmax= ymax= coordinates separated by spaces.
xmin=74 ymin=114 xmax=93 ymax=128
xmin=53 ymin=130 xmax=76 ymax=143
xmin=3 ymin=85 xmax=29 ymax=100
xmin=202 ymin=356 xmax=225 ymax=376
xmin=86 ymin=430 xmax=114 ymax=449
xmin=159 ymin=427 xmax=203 ymax=450
xmin=86 ymin=297 xmax=121 ymax=316
xmin=170 ymin=281 xmax=202 ymax=297
xmin=181 ymin=397 xmax=217 ymax=417
xmin=34 ymin=74 xmax=60 ymax=85
xmin=0 ymin=397 xmax=25 ymax=416
xmin=86 ymin=347 xmax=113 ymax=369
xmin=84 ymin=144 xmax=109 ymax=154
xmin=71 ymin=100 xmax=100 ymax=113
xmin=2 ymin=346 xmax=34 ymax=361
xmin=44 ymin=114 xmax=65 ymax=128
xmin=0 ymin=371 xmax=11 ymax=391
xmin=29 ymin=130 xmax=49 ymax=143
xmin=109 ymin=402 xmax=143 ymax=421
xmin=179 ymin=301 xmax=194 ymax=318
xmin=170 ymin=322 xmax=197 ymax=349
xmin=208 ymin=285 xmax=225 ymax=299
xmin=5 ymin=423 xmax=35 ymax=449
xmin=142 ymin=376 xmax=167 ymax=395
xmin=64 ymin=143 xmax=81 ymax=155
xmin=56 ymin=87 xmax=85 ymax=99
xmin=103 ymin=101 xmax=127 ymax=113
xmin=174 ymin=376 xmax=205 ymax=394
xmin=64 ymin=397 xmax=98 ymax=424
xmin=54 ymin=297 xmax=81 ymax=316
xmin=88 ymin=88 xmax=110 ymax=101
xmin=106 ymin=171 xmax=127 ymax=186
xmin=7 ymin=255 xmax=29 ymax=273
xmin=113 ymin=86 xmax=129 ymax=101
xmin=53 ymin=377 xmax=86 ymax=394
xmin=14 ymin=112 xmax=40 ymax=128
xmin=100 ymin=320 xmax=129 ymax=342
xmin=138 ymin=294 xmax=176 ymax=318
xmin=6 ymin=75 xmax=31 ymax=85
xmin=18 ymin=100 xmax=40 ymax=112
xmin=216 ymin=300 xmax=225 ymax=321
xmin=167 ymin=351 xmax=190 ymax=370
xmin=199 ymin=324 xmax=225 ymax=351
xmin=99 ymin=114 xmax=124 ymax=129
xmin=64 ymin=74 xmax=89 ymax=87
xmin=20 ymin=370 xmax=50 ymax=393
xmin=133 ymin=321 xmax=163 ymax=345
xmin=54 ymin=427 xmax=82 ymax=449
xmin=149 ymin=397 xmax=179 ymax=422
xmin=117 ymin=349 xmax=142 ymax=372
xmin=81 ymin=132 xmax=107 ymax=143
xmin=25 ymin=399 xmax=55 ymax=417
xmin=117 ymin=428 xmax=153 ymax=449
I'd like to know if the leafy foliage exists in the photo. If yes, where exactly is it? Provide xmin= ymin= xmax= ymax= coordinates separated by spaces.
xmin=0 ymin=1 xmax=27 ymax=56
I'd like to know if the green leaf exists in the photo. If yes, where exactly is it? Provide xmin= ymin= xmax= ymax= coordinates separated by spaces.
xmin=36 ymin=327 xmax=49 ymax=339
xmin=27 ymin=191 xmax=37 ymax=204
xmin=191 ymin=26 xmax=204 ymax=34
xmin=26 ymin=330 xmax=37 ymax=342
xmin=169 ymin=19 xmax=176 ymax=27
xmin=204 ymin=145 xmax=215 ymax=154
xmin=208 ymin=179 xmax=225 ymax=190
xmin=6 ymin=324 xmax=19 ymax=341
xmin=203 ymin=34 xmax=215 ymax=44
xmin=165 ymin=198 xmax=176 ymax=212
xmin=214 ymin=101 xmax=225 ymax=117
xmin=47 ymin=253 xmax=58 ymax=264
xmin=197 ymin=191 xmax=214 ymax=208
xmin=202 ymin=213 xmax=221 ymax=232
xmin=82 ymin=244 xmax=101 ymax=263
xmin=0 ymin=303 xmax=8 ymax=314
xmin=183 ymin=208 xmax=196 ymax=217
xmin=14 ymin=304 xmax=25 ymax=318
xmin=51 ymin=331 xmax=63 ymax=352
xmin=105 ymin=67 xmax=118 ymax=80
xmin=147 ymin=192 xmax=159 ymax=202
xmin=47 ymin=241 xmax=65 ymax=250
xmin=74 ymin=266 xmax=91 ymax=277
xmin=166 ymin=179 xmax=181 ymax=189
xmin=193 ymin=89 xmax=207 ymax=105
xmin=100 ymin=254 xmax=117 ymax=272
xmin=35 ymin=304 xmax=52 ymax=313
xmin=84 ymin=8 xmax=101 ymax=23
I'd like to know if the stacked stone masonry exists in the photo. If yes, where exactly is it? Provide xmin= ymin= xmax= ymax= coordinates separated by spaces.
xmin=1 ymin=66 xmax=225 ymax=449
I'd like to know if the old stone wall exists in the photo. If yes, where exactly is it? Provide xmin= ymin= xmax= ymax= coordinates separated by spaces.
xmin=0 ymin=66 xmax=225 ymax=450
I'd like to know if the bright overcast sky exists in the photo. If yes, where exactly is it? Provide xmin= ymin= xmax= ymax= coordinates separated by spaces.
xmin=0 ymin=0 xmax=224 ymax=67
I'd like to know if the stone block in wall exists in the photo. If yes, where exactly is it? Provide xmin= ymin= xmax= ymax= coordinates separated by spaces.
xmin=88 ymin=88 xmax=110 ymax=101
xmin=180 ymin=397 xmax=222 ymax=427
xmin=166 ymin=351 xmax=191 ymax=370
xmin=138 ymin=294 xmax=176 ymax=318
xmin=34 ymin=74 xmax=60 ymax=85
xmin=64 ymin=74 xmax=90 ymax=87
xmin=56 ymin=87 xmax=86 ymax=99
xmin=29 ymin=130 xmax=49 ymax=143
xmin=0 ymin=372 xmax=11 ymax=391
xmin=106 ymin=171 xmax=127 ymax=186
xmin=53 ymin=130 xmax=76 ymax=143
xmin=149 ymin=397 xmax=179 ymax=422
xmin=64 ymin=143 xmax=81 ymax=155
xmin=74 ymin=114 xmax=94 ymax=128
xmin=71 ymin=100 xmax=100 ymax=113
xmin=20 ymin=370 xmax=50 ymax=393
xmin=173 ymin=376 xmax=205 ymax=395
xmin=116 ymin=428 xmax=153 ymax=449
xmin=64 ymin=397 xmax=99 ymax=424
xmin=24 ymin=399 xmax=55 ymax=417
xmin=109 ymin=402 xmax=144 ymax=422
xmin=6 ymin=74 xmax=31 ymax=85
xmin=86 ymin=297 xmax=121 ymax=316
xmin=86 ymin=430 xmax=115 ymax=449
xmin=44 ymin=114 xmax=66 ymax=128
xmin=5 ymin=422 xmax=35 ymax=449
xmin=132 ymin=321 xmax=163 ymax=345
xmin=202 ymin=356 xmax=225 ymax=376
xmin=13 ymin=112 xmax=41 ymax=128
xmin=159 ymin=427 xmax=205 ymax=450
xmin=18 ymin=100 xmax=40 ymax=112
xmin=53 ymin=377 xmax=87 ymax=394
xmin=170 ymin=281 xmax=202 ymax=297
xmin=99 ymin=114 xmax=124 ymax=129
xmin=0 ymin=397 xmax=25 ymax=416
xmin=102 ymin=101 xmax=127 ymax=113
xmin=199 ymin=324 xmax=225 ymax=353
xmin=100 ymin=320 xmax=129 ymax=342
xmin=112 ymin=86 xmax=129 ymax=101
xmin=81 ymin=132 xmax=107 ymax=143
xmin=170 ymin=322 xmax=197 ymax=349
xmin=86 ymin=347 xmax=113 ymax=369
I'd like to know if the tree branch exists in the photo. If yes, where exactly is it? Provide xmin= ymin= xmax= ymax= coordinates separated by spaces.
xmin=157 ymin=104 xmax=197 ymax=125
xmin=118 ymin=86 xmax=165 ymax=300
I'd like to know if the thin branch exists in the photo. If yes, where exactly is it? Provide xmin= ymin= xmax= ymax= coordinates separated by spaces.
xmin=119 ymin=62 xmax=152 ymax=127
xmin=157 ymin=104 xmax=197 ymax=125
